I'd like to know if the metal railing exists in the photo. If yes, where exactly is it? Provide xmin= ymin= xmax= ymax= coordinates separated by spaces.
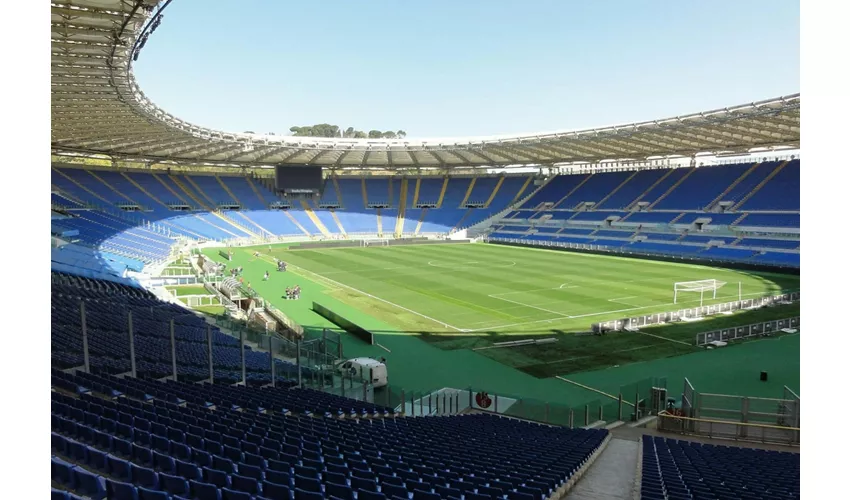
xmin=657 ymin=411 xmax=799 ymax=446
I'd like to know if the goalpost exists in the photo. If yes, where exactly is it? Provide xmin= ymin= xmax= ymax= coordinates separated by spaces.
xmin=673 ymin=279 xmax=727 ymax=306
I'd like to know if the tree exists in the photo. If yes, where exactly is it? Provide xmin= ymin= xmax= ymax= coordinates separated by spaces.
xmin=382 ymin=131 xmax=397 ymax=139
xmin=396 ymin=130 xmax=407 ymax=139
xmin=343 ymin=127 xmax=355 ymax=138
xmin=354 ymin=131 xmax=367 ymax=139
xmin=368 ymin=130 xmax=383 ymax=139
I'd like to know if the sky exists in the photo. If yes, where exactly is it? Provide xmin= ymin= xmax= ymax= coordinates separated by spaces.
xmin=134 ymin=0 xmax=799 ymax=139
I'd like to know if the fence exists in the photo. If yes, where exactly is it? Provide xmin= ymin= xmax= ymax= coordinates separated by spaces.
xmin=657 ymin=412 xmax=799 ymax=446
xmin=593 ymin=292 xmax=800 ymax=334
xmin=661 ymin=377 xmax=800 ymax=445
xmin=70 ymin=300 xmax=375 ymax=404
xmin=695 ymin=316 xmax=800 ymax=346
xmin=384 ymin=376 xmax=669 ymax=427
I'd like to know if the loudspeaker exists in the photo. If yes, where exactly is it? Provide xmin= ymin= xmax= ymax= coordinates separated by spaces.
xmin=760 ymin=371 xmax=768 ymax=382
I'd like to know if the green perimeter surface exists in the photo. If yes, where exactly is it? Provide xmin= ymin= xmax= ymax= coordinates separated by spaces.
xmin=165 ymin=285 xmax=210 ymax=296
xmin=202 ymin=242 xmax=799 ymax=406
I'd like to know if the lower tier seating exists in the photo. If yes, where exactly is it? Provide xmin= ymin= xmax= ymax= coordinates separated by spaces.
xmin=51 ymin=377 xmax=607 ymax=500
xmin=640 ymin=435 xmax=799 ymax=500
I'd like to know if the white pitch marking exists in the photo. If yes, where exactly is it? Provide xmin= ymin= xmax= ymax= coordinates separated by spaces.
xmin=287 ymin=264 xmax=466 ymax=332
xmin=487 ymin=294 xmax=572 ymax=318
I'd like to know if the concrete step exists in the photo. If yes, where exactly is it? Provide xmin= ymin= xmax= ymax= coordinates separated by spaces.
xmin=567 ymin=437 xmax=639 ymax=500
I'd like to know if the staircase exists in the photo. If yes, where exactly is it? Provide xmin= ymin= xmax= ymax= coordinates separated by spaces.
xmin=361 ymin=179 xmax=369 ymax=207
xmin=451 ymin=208 xmax=474 ymax=232
xmin=215 ymin=176 xmax=243 ymax=206
xmin=212 ymin=211 xmax=261 ymax=239
xmin=459 ymin=178 xmax=477 ymax=207
xmin=647 ymin=168 xmax=696 ymax=209
xmin=732 ymin=160 xmax=789 ymax=210
xmin=154 ymin=174 xmax=191 ymax=206
xmin=194 ymin=214 xmax=241 ymax=238
xmin=332 ymin=177 xmax=344 ymax=207
xmin=246 ymin=177 xmax=268 ymax=207
xmin=52 ymin=168 xmax=111 ymax=205
xmin=512 ymin=176 xmax=534 ymax=204
xmin=436 ymin=177 xmax=449 ymax=208
xmin=670 ymin=212 xmax=686 ymax=224
xmin=595 ymin=171 xmax=638 ymax=208
xmin=87 ymin=170 xmax=138 ymax=205
xmin=330 ymin=209 xmax=347 ymax=237
xmin=704 ymin=162 xmax=761 ymax=210
xmin=298 ymin=200 xmax=332 ymax=237
xmin=283 ymin=211 xmax=311 ymax=236
xmin=731 ymin=213 xmax=749 ymax=226
xmin=234 ymin=212 xmax=273 ymax=237
xmin=415 ymin=208 xmax=428 ymax=234
xmin=411 ymin=178 xmax=422 ymax=207
xmin=566 ymin=437 xmax=636 ymax=500
xmin=395 ymin=178 xmax=408 ymax=236
xmin=628 ymin=168 xmax=675 ymax=209
xmin=183 ymin=176 xmax=217 ymax=208
xmin=484 ymin=177 xmax=505 ymax=208
xmin=553 ymin=174 xmax=592 ymax=208
xmin=376 ymin=208 xmax=383 ymax=237
xmin=170 ymin=175 xmax=210 ymax=209
xmin=121 ymin=173 xmax=169 ymax=209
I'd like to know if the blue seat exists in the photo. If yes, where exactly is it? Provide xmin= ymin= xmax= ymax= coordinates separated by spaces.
xmin=357 ymin=490 xmax=388 ymax=500
xmin=130 ymin=463 xmax=159 ymax=489
xmin=325 ymin=482 xmax=354 ymax=500
xmin=238 ymin=464 xmax=264 ymax=481
xmin=87 ymin=446 xmax=109 ymax=473
xmin=203 ymin=466 xmax=231 ymax=489
xmin=294 ymin=488 xmax=324 ymax=500
xmin=52 ymin=432 xmax=69 ymax=455
xmin=221 ymin=487 xmax=253 ymax=500
xmin=294 ymin=474 xmax=322 ymax=493
xmin=351 ymin=476 xmax=378 ymax=492
xmin=51 ymin=457 xmax=75 ymax=487
xmin=412 ymin=489 xmax=441 ymax=500
xmin=189 ymin=480 xmax=222 ymax=500
xmin=160 ymin=472 xmax=191 ymax=496
xmin=265 ymin=469 xmax=290 ymax=486
xmin=72 ymin=467 xmax=107 ymax=500
xmin=262 ymin=480 xmax=291 ymax=499
xmin=153 ymin=451 xmax=176 ymax=474
xmin=230 ymin=473 xmax=260 ymax=495
xmin=106 ymin=479 xmax=139 ymax=500
xmin=137 ymin=487 xmax=170 ymax=500
xmin=175 ymin=459 xmax=202 ymax=482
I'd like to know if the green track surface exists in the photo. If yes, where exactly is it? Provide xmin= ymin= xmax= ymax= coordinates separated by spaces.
xmin=202 ymin=242 xmax=799 ymax=407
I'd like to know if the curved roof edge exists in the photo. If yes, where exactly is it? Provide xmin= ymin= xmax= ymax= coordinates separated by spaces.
xmin=51 ymin=1 xmax=800 ymax=169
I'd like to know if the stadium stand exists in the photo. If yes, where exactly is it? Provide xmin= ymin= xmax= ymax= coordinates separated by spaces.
xmin=52 ymin=366 xmax=608 ymax=499
xmin=640 ymin=435 xmax=799 ymax=500
xmin=488 ymin=161 xmax=800 ymax=268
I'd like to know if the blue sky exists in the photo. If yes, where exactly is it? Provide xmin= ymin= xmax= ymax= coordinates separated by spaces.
xmin=134 ymin=0 xmax=799 ymax=138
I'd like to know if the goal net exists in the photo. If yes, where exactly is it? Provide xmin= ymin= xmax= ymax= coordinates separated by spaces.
xmin=673 ymin=279 xmax=726 ymax=304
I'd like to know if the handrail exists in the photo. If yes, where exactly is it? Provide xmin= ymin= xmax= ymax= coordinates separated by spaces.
xmin=657 ymin=410 xmax=799 ymax=432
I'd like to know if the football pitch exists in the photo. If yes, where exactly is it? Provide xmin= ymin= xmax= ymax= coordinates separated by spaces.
xmin=202 ymin=242 xmax=800 ymax=398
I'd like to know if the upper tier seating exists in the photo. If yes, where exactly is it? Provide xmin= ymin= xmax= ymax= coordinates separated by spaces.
xmin=640 ymin=435 xmax=799 ymax=500
xmin=53 ymin=168 xmax=534 ymax=243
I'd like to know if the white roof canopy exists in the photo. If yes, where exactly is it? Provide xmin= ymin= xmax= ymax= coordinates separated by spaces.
xmin=52 ymin=0 xmax=801 ymax=169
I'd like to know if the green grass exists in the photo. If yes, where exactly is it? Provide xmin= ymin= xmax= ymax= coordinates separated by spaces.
xmin=166 ymin=285 xmax=210 ymax=296
xmin=193 ymin=305 xmax=226 ymax=315
xmin=200 ymin=242 xmax=799 ymax=404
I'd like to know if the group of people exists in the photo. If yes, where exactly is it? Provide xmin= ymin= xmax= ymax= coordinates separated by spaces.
xmin=275 ymin=258 xmax=287 ymax=272
xmin=228 ymin=266 xmax=244 ymax=278
xmin=285 ymin=286 xmax=301 ymax=300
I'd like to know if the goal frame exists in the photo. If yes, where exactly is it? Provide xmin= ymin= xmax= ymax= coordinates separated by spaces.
xmin=673 ymin=279 xmax=726 ymax=306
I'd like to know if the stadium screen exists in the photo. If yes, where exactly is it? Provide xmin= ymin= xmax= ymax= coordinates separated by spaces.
xmin=274 ymin=164 xmax=323 ymax=194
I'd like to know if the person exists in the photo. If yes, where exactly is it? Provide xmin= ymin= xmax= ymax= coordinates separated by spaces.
xmin=263 ymin=271 xmax=269 ymax=281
